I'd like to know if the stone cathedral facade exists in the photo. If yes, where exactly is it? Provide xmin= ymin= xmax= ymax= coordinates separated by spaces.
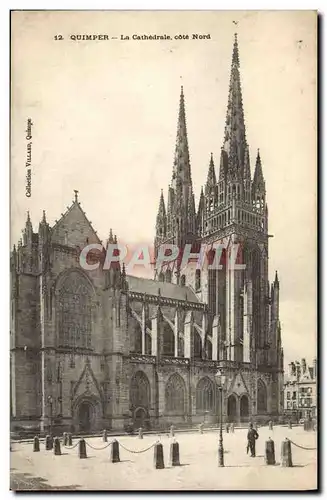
xmin=10 ymin=35 xmax=284 ymax=434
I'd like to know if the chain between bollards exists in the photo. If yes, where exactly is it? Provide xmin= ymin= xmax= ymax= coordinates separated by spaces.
xmin=288 ymin=439 xmax=317 ymax=451
xmin=85 ymin=440 xmax=115 ymax=450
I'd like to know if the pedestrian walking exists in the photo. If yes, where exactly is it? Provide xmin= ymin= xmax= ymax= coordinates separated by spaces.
xmin=247 ymin=423 xmax=259 ymax=457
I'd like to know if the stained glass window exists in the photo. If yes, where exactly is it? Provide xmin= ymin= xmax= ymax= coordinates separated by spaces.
xmin=58 ymin=271 xmax=92 ymax=349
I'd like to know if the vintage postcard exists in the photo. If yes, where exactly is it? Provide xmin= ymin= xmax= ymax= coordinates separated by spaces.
xmin=10 ymin=10 xmax=317 ymax=491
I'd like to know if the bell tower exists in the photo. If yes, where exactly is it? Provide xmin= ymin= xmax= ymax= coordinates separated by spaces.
xmin=154 ymin=86 xmax=198 ymax=283
xmin=199 ymin=34 xmax=271 ymax=364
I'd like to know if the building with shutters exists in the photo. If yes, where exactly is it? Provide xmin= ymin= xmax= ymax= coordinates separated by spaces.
xmin=284 ymin=359 xmax=317 ymax=421
xmin=10 ymin=34 xmax=284 ymax=434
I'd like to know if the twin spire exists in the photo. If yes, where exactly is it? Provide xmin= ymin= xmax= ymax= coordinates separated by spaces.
xmin=156 ymin=33 xmax=267 ymax=245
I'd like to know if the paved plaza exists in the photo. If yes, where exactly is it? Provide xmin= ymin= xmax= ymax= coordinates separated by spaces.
xmin=10 ymin=425 xmax=317 ymax=491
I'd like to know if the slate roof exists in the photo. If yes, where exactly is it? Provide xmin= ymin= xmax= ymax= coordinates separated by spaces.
xmin=126 ymin=275 xmax=200 ymax=303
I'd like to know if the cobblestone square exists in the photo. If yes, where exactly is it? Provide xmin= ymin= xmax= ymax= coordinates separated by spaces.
xmin=10 ymin=426 xmax=317 ymax=491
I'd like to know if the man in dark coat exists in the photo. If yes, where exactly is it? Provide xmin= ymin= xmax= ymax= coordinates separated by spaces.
xmin=247 ymin=423 xmax=259 ymax=457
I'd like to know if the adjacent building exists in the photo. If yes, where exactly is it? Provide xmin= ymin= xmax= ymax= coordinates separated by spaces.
xmin=10 ymin=34 xmax=284 ymax=434
xmin=284 ymin=358 xmax=317 ymax=420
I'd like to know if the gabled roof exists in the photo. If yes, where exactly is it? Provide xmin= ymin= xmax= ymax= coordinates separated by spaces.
xmin=126 ymin=275 xmax=199 ymax=303
xmin=50 ymin=199 xmax=102 ymax=247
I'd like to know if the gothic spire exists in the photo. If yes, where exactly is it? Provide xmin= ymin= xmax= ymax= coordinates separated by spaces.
xmin=156 ymin=189 xmax=167 ymax=238
xmin=108 ymin=228 xmax=114 ymax=245
xmin=157 ymin=189 xmax=166 ymax=218
xmin=222 ymin=33 xmax=247 ymax=176
xmin=274 ymin=270 xmax=279 ymax=288
xmin=197 ymin=186 xmax=205 ymax=232
xmin=252 ymin=149 xmax=265 ymax=192
xmin=172 ymin=86 xmax=193 ymax=198
xmin=121 ymin=262 xmax=128 ymax=291
xmin=205 ymin=153 xmax=217 ymax=193
xmin=197 ymin=186 xmax=204 ymax=214
xmin=187 ymin=187 xmax=196 ymax=233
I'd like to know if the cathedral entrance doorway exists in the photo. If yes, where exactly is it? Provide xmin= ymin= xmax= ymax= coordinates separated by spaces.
xmin=240 ymin=395 xmax=249 ymax=422
xmin=78 ymin=401 xmax=93 ymax=433
xmin=134 ymin=407 xmax=148 ymax=429
xmin=227 ymin=394 xmax=237 ymax=423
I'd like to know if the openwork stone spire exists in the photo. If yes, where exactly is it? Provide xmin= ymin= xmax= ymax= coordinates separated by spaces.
xmin=223 ymin=33 xmax=247 ymax=177
xmin=172 ymin=86 xmax=193 ymax=203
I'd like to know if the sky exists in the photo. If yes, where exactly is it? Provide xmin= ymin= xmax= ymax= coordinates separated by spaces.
xmin=11 ymin=10 xmax=317 ymax=367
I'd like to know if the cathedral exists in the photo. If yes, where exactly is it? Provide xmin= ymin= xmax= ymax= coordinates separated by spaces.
xmin=10 ymin=34 xmax=284 ymax=435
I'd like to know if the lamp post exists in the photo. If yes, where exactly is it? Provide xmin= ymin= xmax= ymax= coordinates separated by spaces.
xmin=47 ymin=395 xmax=53 ymax=436
xmin=215 ymin=368 xmax=226 ymax=467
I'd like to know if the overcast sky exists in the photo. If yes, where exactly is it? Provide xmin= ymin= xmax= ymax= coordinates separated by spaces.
xmin=11 ymin=11 xmax=317 ymax=367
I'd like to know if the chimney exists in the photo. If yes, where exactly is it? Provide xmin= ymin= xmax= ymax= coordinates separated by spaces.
xmin=301 ymin=358 xmax=306 ymax=375
xmin=313 ymin=358 xmax=317 ymax=380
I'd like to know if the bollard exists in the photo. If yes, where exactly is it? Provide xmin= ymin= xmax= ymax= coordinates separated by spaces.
xmin=169 ymin=440 xmax=180 ymax=466
xmin=110 ymin=439 xmax=120 ymax=463
xmin=103 ymin=429 xmax=108 ymax=442
xmin=170 ymin=424 xmax=175 ymax=438
xmin=225 ymin=423 xmax=229 ymax=433
xmin=67 ymin=433 xmax=73 ymax=446
xmin=265 ymin=438 xmax=276 ymax=465
xmin=199 ymin=423 xmax=204 ymax=434
xmin=153 ymin=442 xmax=165 ymax=469
xmin=53 ymin=437 xmax=61 ymax=456
xmin=138 ymin=427 xmax=143 ymax=439
xmin=268 ymin=420 xmax=273 ymax=431
xmin=78 ymin=439 xmax=87 ymax=459
xmin=33 ymin=436 xmax=40 ymax=452
xmin=230 ymin=423 xmax=234 ymax=433
xmin=63 ymin=432 xmax=68 ymax=446
xmin=45 ymin=435 xmax=53 ymax=450
xmin=280 ymin=439 xmax=293 ymax=467
xmin=288 ymin=420 xmax=292 ymax=430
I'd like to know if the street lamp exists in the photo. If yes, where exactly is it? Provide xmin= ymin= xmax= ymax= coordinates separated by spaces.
xmin=47 ymin=396 xmax=53 ymax=436
xmin=215 ymin=368 xmax=226 ymax=467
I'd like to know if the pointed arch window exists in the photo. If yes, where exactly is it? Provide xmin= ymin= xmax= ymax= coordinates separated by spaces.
xmin=58 ymin=271 xmax=92 ymax=349
xmin=195 ymin=269 xmax=201 ymax=291
xmin=163 ymin=323 xmax=174 ymax=357
xmin=165 ymin=373 xmax=186 ymax=415
xmin=196 ymin=377 xmax=214 ymax=413
xmin=166 ymin=269 xmax=172 ymax=283
xmin=257 ymin=379 xmax=267 ymax=413
xmin=145 ymin=332 xmax=151 ymax=355
xmin=194 ymin=329 xmax=202 ymax=359
xmin=130 ymin=371 xmax=150 ymax=410
xmin=132 ymin=322 xmax=142 ymax=354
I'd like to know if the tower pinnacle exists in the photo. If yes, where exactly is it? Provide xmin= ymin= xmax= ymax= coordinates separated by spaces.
xmin=252 ymin=149 xmax=265 ymax=192
xmin=205 ymin=153 xmax=217 ymax=193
